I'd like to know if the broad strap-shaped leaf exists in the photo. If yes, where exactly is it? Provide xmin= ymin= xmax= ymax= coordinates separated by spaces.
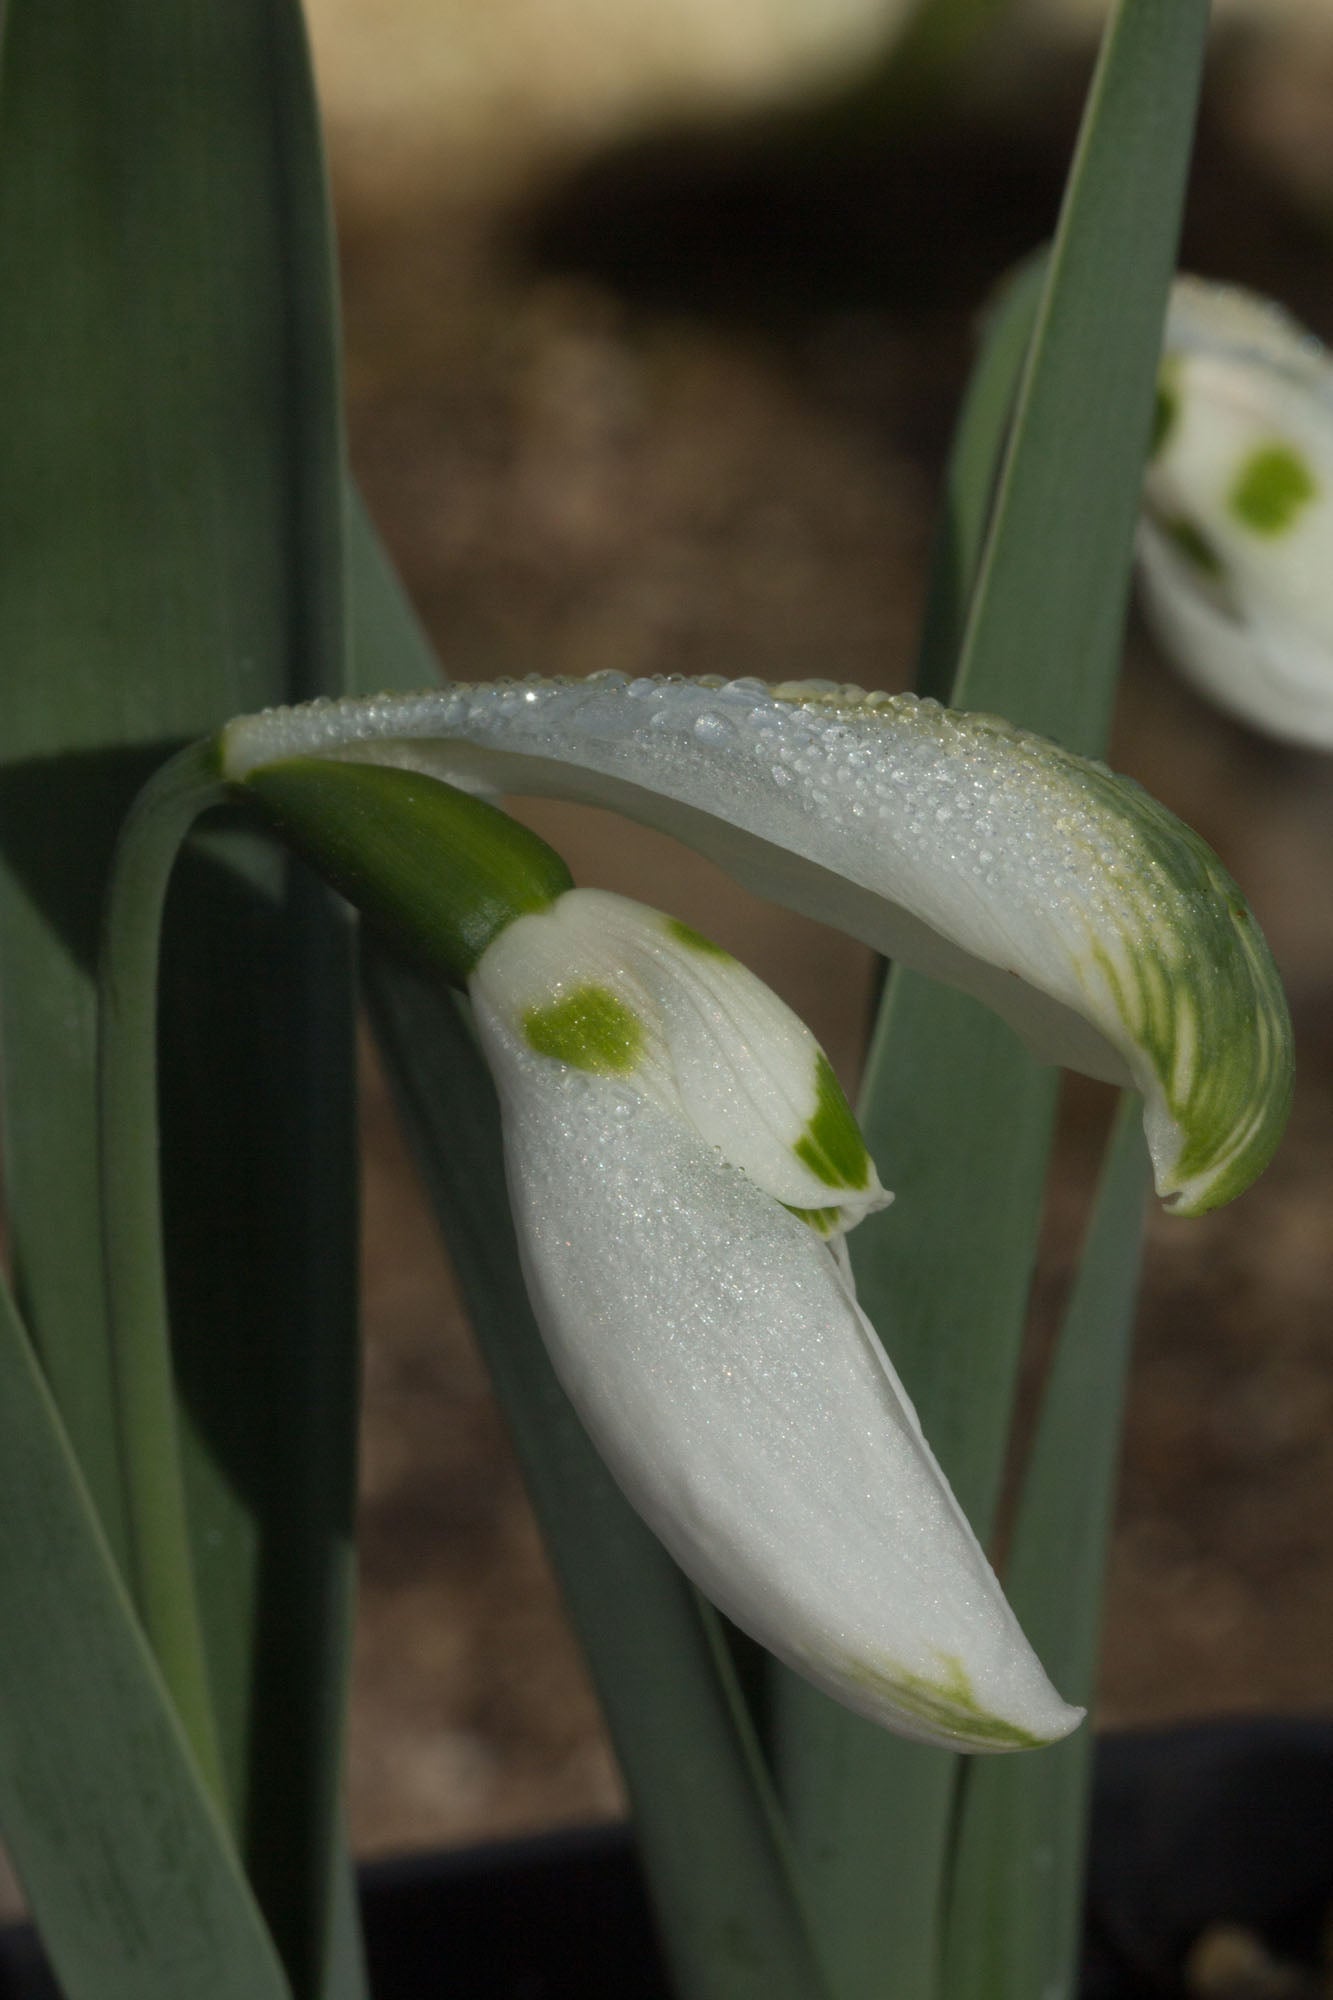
xmin=770 ymin=263 xmax=1053 ymax=1999
xmin=0 ymin=0 xmax=363 ymax=1990
xmin=0 ymin=1278 xmax=291 ymax=2000
xmin=942 ymin=1100 xmax=1150 ymax=2000
xmin=771 ymin=2 xmax=1212 ymax=1991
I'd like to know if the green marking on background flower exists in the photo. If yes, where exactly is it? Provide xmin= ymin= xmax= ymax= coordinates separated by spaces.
xmin=793 ymin=1054 xmax=872 ymax=1191
xmin=665 ymin=917 xmax=734 ymax=960
xmin=524 ymin=986 xmax=644 ymax=1073
xmin=1150 ymin=374 xmax=1180 ymax=461
xmin=1229 ymin=443 xmax=1317 ymax=535
xmin=848 ymin=1652 xmax=1048 ymax=1750
xmin=1164 ymin=514 xmax=1225 ymax=577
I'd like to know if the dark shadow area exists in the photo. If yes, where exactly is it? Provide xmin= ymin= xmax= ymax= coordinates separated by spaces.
xmin=517 ymin=44 xmax=1332 ymax=343
xmin=0 ymin=744 xmax=191 ymax=978
xmin=8 ymin=1722 xmax=1333 ymax=1996
xmin=521 ymin=96 xmax=1068 ymax=329
xmin=1083 ymin=1718 xmax=1333 ymax=1998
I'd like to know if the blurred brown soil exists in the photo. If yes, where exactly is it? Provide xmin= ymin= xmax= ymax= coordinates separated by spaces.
xmin=341 ymin=31 xmax=1333 ymax=1870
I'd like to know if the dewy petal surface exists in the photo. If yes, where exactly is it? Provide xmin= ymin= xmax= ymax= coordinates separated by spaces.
xmin=469 ymin=991 xmax=1081 ymax=1752
xmin=228 ymin=672 xmax=1288 ymax=1208
xmin=223 ymin=674 xmax=1291 ymax=1214
xmin=1140 ymin=274 xmax=1333 ymax=748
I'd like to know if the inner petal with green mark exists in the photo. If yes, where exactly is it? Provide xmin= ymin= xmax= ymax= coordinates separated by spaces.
xmin=523 ymin=985 xmax=644 ymax=1074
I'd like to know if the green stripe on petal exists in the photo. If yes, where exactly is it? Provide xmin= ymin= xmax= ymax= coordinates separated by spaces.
xmin=794 ymin=1055 xmax=873 ymax=1193
xmin=782 ymin=1205 xmax=847 ymax=1237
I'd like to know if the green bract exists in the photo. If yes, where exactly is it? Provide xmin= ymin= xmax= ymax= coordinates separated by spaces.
xmin=242 ymin=758 xmax=573 ymax=981
xmin=224 ymin=674 xmax=1291 ymax=1215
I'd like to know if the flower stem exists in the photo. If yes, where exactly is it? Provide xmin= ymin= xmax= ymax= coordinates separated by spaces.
xmin=97 ymin=737 xmax=230 ymax=1805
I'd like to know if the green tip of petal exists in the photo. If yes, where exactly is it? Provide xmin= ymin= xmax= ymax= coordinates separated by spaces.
xmin=793 ymin=1053 xmax=872 ymax=1192
xmin=847 ymin=1653 xmax=1074 ymax=1752
xmin=1073 ymin=770 xmax=1293 ymax=1216
xmin=523 ymin=985 xmax=645 ymax=1074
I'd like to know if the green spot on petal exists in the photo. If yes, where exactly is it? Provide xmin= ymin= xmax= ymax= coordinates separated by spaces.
xmin=793 ymin=1053 xmax=871 ymax=1191
xmin=782 ymin=1204 xmax=845 ymax=1236
xmin=524 ymin=986 xmax=644 ymax=1073
xmin=665 ymin=917 xmax=734 ymax=960
xmin=1228 ymin=444 xmax=1317 ymax=535
xmin=1165 ymin=514 xmax=1225 ymax=578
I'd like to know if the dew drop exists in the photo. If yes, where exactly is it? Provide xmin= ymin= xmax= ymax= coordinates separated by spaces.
xmin=693 ymin=711 xmax=735 ymax=746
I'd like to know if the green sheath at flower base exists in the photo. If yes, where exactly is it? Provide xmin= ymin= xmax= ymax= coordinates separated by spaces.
xmin=239 ymin=758 xmax=573 ymax=982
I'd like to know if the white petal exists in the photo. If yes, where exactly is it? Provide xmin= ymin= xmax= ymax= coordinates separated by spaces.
xmin=224 ymin=677 xmax=1290 ymax=1214
xmin=1140 ymin=274 xmax=1333 ymax=747
xmin=472 ymin=994 xmax=1081 ymax=1752
xmin=1138 ymin=519 xmax=1333 ymax=749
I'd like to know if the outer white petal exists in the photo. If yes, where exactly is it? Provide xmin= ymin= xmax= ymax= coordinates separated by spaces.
xmin=1140 ymin=274 xmax=1333 ymax=747
xmin=1137 ymin=519 xmax=1333 ymax=749
xmin=471 ymin=992 xmax=1081 ymax=1752
xmin=224 ymin=676 xmax=1290 ymax=1215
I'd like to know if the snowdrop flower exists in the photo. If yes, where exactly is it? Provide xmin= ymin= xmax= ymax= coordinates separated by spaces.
xmin=1139 ymin=274 xmax=1333 ymax=747
xmin=225 ymin=674 xmax=1290 ymax=1216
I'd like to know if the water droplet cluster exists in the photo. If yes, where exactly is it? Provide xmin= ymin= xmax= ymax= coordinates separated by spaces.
xmin=224 ymin=667 xmax=1288 ymax=1210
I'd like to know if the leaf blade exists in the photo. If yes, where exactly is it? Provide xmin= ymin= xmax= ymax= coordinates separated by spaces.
xmin=770 ymin=3 xmax=1209 ymax=1992
xmin=0 ymin=2 xmax=364 ymax=1988
xmin=0 ymin=1279 xmax=292 ymax=2000
xmin=942 ymin=1099 xmax=1150 ymax=2000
